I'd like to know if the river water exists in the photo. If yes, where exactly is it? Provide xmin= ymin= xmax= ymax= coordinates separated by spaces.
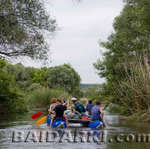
xmin=0 ymin=109 xmax=150 ymax=149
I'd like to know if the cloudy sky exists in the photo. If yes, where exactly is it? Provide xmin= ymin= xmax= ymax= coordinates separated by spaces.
xmin=24 ymin=0 xmax=124 ymax=84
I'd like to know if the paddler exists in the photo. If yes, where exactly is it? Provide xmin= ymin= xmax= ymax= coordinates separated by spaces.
xmin=71 ymin=97 xmax=85 ymax=114
xmin=91 ymin=101 xmax=104 ymax=122
xmin=50 ymin=99 xmax=68 ymax=128
xmin=86 ymin=100 xmax=94 ymax=115
xmin=48 ymin=98 xmax=57 ymax=117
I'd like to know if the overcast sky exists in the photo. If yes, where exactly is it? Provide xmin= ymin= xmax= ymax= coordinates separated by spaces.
xmin=23 ymin=0 xmax=124 ymax=84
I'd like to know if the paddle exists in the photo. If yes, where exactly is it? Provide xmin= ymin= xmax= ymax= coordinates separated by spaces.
xmin=36 ymin=116 xmax=47 ymax=126
xmin=32 ymin=112 xmax=42 ymax=119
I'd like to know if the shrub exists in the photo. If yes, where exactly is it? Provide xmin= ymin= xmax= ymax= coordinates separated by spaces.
xmin=106 ymin=104 xmax=124 ymax=114
xmin=27 ymin=83 xmax=42 ymax=92
xmin=27 ymin=88 xmax=70 ymax=108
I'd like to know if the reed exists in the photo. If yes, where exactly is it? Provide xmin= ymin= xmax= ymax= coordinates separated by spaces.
xmin=116 ymin=55 xmax=150 ymax=114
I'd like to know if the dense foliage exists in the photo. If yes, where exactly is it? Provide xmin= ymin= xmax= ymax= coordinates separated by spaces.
xmin=94 ymin=0 xmax=150 ymax=114
xmin=0 ymin=0 xmax=56 ymax=60
xmin=27 ymin=88 xmax=70 ymax=108
xmin=4 ymin=63 xmax=81 ymax=93
xmin=0 ymin=59 xmax=28 ymax=114
xmin=83 ymin=84 xmax=108 ymax=102
xmin=45 ymin=64 xmax=81 ymax=93
xmin=0 ymin=58 xmax=82 ymax=114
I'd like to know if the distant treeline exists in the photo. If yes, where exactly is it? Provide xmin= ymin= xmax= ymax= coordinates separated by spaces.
xmin=80 ymin=84 xmax=100 ymax=90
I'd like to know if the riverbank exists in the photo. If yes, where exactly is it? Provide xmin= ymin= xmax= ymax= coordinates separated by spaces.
xmin=127 ymin=112 xmax=150 ymax=123
xmin=106 ymin=103 xmax=150 ymax=123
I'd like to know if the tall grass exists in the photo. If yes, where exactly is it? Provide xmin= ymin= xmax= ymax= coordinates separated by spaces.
xmin=26 ymin=88 xmax=70 ymax=108
xmin=116 ymin=56 xmax=150 ymax=114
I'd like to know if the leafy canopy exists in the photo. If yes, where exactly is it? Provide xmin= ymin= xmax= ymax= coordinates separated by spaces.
xmin=0 ymin=0 xmax=56 ymax=60
xmin=94 ymin=0 xmax=150 ymax=106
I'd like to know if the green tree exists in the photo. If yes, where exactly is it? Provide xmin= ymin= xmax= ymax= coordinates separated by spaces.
xmin=4 ymin=63 xmax=36 ymax=90
xmin=94 ymin=0 xmax=150 ymax=107
xmin=0 ymin=58 xmax=27 ymax=114
xmin=32 ymin=67 xmax=48 ymax=86
xmin=0 ymin=0 xmax=56 ymax=60
xmin=45 ymin=64 xmax=81 ymax=93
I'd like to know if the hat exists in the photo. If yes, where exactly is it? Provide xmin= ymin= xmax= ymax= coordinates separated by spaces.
xmin=71 ymin=97 xmax=77 ymax=101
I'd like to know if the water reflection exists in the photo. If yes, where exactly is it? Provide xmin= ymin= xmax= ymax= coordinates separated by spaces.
xmin=0 ymin=110 xmax=150 ymax=149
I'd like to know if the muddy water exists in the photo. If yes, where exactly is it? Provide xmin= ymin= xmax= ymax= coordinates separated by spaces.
xmin=0 ymin=109 xmax=150 ymax=149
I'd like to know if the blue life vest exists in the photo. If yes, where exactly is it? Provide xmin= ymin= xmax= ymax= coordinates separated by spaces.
xmin=91 ymin=105 xmax=101 ymax=121
xmin=75 ymin=102 xmax=85 ymax=113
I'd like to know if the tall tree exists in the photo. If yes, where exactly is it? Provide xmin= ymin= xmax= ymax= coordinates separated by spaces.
xmin=45 ymin=64 xmax=81 ymax=93
xmin=0 ymin=0 xmax=56 ymax=60
xmin=94 ymin=0 xmax=150 ymax=103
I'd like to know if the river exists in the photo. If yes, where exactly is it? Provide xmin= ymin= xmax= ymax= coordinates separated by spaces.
xmin=0 ymin=109 xmax=150 ymax=149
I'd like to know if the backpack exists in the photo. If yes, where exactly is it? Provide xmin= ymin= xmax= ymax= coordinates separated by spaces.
xmin=75 ymin=102 xmax=85 ymax=113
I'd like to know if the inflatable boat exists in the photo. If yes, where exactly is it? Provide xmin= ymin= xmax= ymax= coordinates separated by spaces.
xmin=47 ymin=117 xmax=67 ymax=128
xmin=47 ymin=117 xmax=105 ymax=129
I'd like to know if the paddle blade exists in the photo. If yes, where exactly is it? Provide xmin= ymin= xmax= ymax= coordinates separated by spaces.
xmin=32 ymin=112 xmax=42 ymax=119
xmin=36 ymin=116 xmax=47 ymax=126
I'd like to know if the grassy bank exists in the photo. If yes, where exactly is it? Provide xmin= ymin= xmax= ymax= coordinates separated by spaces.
xmin=127 ymin=112 xmax=150 ymax=122
xmin=106 ymin=103 xmax=150 ymax=123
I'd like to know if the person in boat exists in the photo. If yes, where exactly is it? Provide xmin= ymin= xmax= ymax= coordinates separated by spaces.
xmin=50 ymin=99 xmax=68 ymax=127
xmin=91 ymin=101 xmax=104 ymax=122
xmin=72 ymin=97 xmax=86 ymax=114
xmin=48 ymin=98 xmax=57 ymax=116
xmin=86 ymin=100 xmax=94 ymax=116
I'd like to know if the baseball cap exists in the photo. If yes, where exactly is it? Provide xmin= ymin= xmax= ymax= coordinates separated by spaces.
xmin=71 ymin=97 xmax=77 ymax=101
